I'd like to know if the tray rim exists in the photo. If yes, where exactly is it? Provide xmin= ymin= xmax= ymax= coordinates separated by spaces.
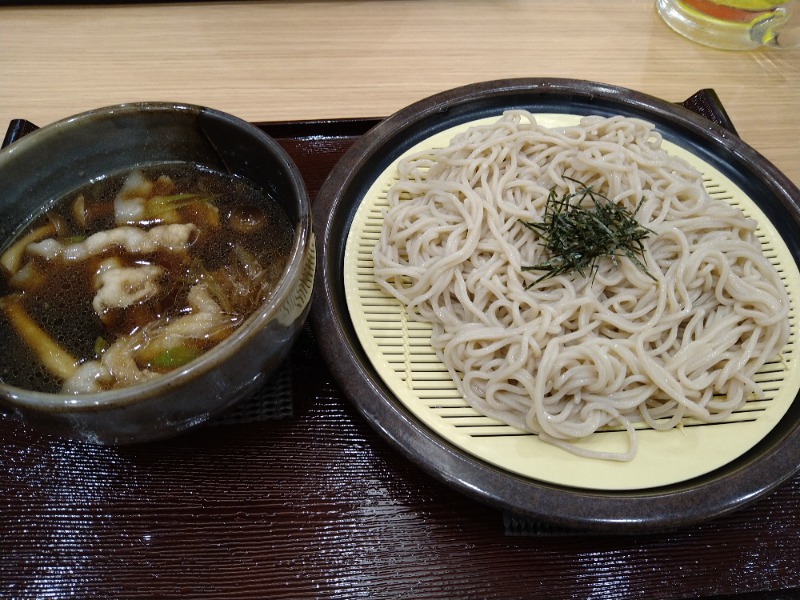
xmin=310 ymin=77 xmax=800 ymax=533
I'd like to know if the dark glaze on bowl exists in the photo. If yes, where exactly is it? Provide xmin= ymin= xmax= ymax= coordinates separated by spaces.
xmin=0 ymin=103 xmax=314 ymax=444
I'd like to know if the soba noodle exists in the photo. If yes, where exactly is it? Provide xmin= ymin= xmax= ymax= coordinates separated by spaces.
xmin=372 ymin=111 xmax=790 ymax=461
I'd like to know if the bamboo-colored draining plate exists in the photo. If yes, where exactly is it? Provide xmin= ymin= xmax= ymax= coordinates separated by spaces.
xmin=343 ymin=113 xmax=800 ymax=491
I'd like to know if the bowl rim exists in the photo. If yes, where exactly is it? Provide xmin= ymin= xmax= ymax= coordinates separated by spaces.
xmin=0 ymin=101 xmax=311 ymax=410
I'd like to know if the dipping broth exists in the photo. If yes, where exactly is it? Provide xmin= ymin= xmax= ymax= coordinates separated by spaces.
xmin=0 ymin=164 xmax=294 ymax=394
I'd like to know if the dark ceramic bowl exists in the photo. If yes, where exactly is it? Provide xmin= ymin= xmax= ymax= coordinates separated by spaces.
xmin=311 ymin=78 xmax=800 ymax=532
xmin=0 ymin=102 xmax=314 ymax=444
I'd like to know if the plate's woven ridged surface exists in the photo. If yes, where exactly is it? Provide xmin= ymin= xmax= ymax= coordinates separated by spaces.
xmin=343 ymin=114 xmax=800 ymax=491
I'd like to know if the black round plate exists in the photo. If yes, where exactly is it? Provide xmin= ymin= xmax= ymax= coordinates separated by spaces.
xmin=311 ymin=78 xmax=800 ymax=533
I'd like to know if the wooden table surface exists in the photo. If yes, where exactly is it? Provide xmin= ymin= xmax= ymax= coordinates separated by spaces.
xmin=1 ymin=0 xmax=799 ymax=185
xmin=1 ymin=2 xmax=800 ymax=599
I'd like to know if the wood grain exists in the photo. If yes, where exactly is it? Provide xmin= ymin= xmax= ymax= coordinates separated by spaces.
xmin=1 ymin=324 xmax=799 ymax=599
xmin=1 ymin=0 xmax=798 ymax=184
